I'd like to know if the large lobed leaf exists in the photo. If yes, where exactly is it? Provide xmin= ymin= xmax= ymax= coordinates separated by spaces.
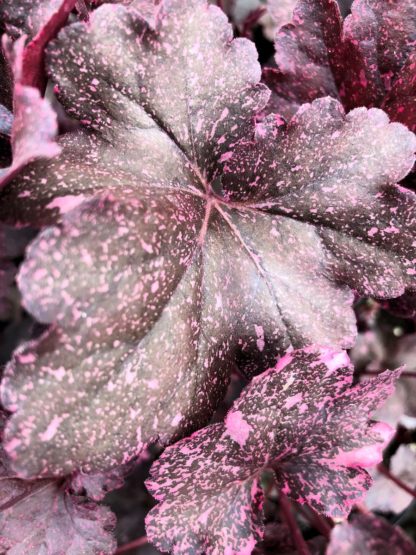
xmin=145 ymin=346 xmax=400 ymax=554
xmin=0 ymin=0 xmax=415 ymax=478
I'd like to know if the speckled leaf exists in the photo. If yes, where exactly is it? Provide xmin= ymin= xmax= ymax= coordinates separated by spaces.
xmin=0 ymin=37 xmax=61 ymax=188
xmin=1 ymin=0 xmax=416 ymax=478
xmin=0 ymin=411 xmax=117 ymax=555
xmin=145 ymin=346 xmax=399 ymax=554
xmin=327 ymin=513 xmax=416 ymax=555
xmin=266 ymin=0 xmax=416 ymax=130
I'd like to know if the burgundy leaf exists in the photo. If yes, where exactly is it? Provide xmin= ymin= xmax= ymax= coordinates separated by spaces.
xmin=0 ymin=36 xmax=61 ymax=188
xmin=0 ymin=411 xmax=117 ymax=555
xmin=0 ymin=0 xmax=415 ymax=478
xmin=266 ymin=0 xmax=416 ymax=130
xmin=327 ymin=513 xmax=416 ymax=555
xmin=145 ymin=346 xmax=399 ymax=554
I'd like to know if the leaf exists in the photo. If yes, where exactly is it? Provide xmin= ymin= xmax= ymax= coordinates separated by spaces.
xmin=0 ymin=37 xmax=61 ymax=188
xmin=145 ymin=346 xmax=399 ymax=554
xmin=0 ymin=411 xmax=117 ymax=555
xmin=327 ymin=513 xmax=416 ymax=555
xmin=1 ymin=0 xmax=415 ymax=478
xmin=265 ymin=0 xmax=416 ymax=130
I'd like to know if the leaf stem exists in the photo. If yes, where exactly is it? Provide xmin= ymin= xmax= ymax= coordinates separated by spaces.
xmin=279 ymin=493 xmax=311 ymax=555
xmin=377 ymin=463 xmax=416 ymax=499
xmin=115 ymin=536 xmax=148 ymax=554
xmin=296 ymin=504 xmax=333 ymax=539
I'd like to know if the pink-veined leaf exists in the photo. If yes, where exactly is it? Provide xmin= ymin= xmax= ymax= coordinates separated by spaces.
xmin=327 ymin=513 xmax=416 ymax=555
xmin=145 ymin=346 xmax=400 ymax=554
xmin=0 ymin=411 xmax=117 ymax=554
xmin=0 ymin=0 xmax=415 ymax=478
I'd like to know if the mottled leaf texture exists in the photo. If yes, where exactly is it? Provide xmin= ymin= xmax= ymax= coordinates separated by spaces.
xmin=0 ymin=37 xmax=61 ymax=188
xmin=266 ymin=0 xmax=416 ymax=130
xmin=0 ymin=411 xmax=116 ymax=555
xmin=0 ymin=0 xmax=415 ymax=478
xmin=145 ymin=346 xmax=399 ymax=554
xmin=327 ymin=513 xmax=416 ymax=555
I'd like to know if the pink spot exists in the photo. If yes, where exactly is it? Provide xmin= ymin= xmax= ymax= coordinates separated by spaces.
xmin=225 ymin=410 xmax=252 ymax=447
xmin=39 ymin=416 xmax=64 ymax=442
xmin=254 ymin=324 xmax=265 ymax=352
xmin=284 ymin=392 xmax=303 ymax=409
xmin=219 ymin=151 xmax=233 ymax=163
xmin=275 ymin=353 xmax=294 ymax=372
xmin=46 ymin=195 xmax=87 ymax=214
xmin=170 ymin=413 xmax=182 ymax=426
xmin=368 ymin=227 xmax=378 ymax=237
xmin=18 ymin=353 xmax=36 ymax=364
xmin=319 ymin=349 xmax=350 ymax=372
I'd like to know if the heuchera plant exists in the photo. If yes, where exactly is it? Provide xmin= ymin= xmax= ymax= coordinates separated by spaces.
xmin=0 ymin=0 xmax=415 ymax=553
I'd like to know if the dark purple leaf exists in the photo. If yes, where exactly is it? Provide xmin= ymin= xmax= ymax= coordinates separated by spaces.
xmin=1 ymin=0 xmax=415 ymax=478
xmin=0 ymin=411 xmax=117 ymax=554
xmin=145 ymin=346 xmax=399 ymax=554
xmin=266 ymin=0 xmax=416 ymax=131
xmin=327 ymin=513 xmax=416 ymax=555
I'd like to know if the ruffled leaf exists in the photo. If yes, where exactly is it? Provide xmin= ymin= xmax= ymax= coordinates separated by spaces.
xmin=1 ymin=0 xmax=415 ymax=478
xmin=145 ymin=346 xmax=399 ymax=554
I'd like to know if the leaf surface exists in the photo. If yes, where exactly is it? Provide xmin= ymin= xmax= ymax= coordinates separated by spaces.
xmin=145 ymin=346 xmax=399 ymax=554
xmin=1 ymin=0 xmax=415 ymax=477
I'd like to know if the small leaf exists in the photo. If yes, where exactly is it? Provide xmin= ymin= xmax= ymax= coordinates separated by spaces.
xmin=327 ymin=513 xmax=416 ymax=555
xmin=0 ymin=411 xmax=117 ymax=555
xmin=0 ymin=36 xmax=61 ymax=188
xmin=145 ymin=346 xmax=399 ymax=554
